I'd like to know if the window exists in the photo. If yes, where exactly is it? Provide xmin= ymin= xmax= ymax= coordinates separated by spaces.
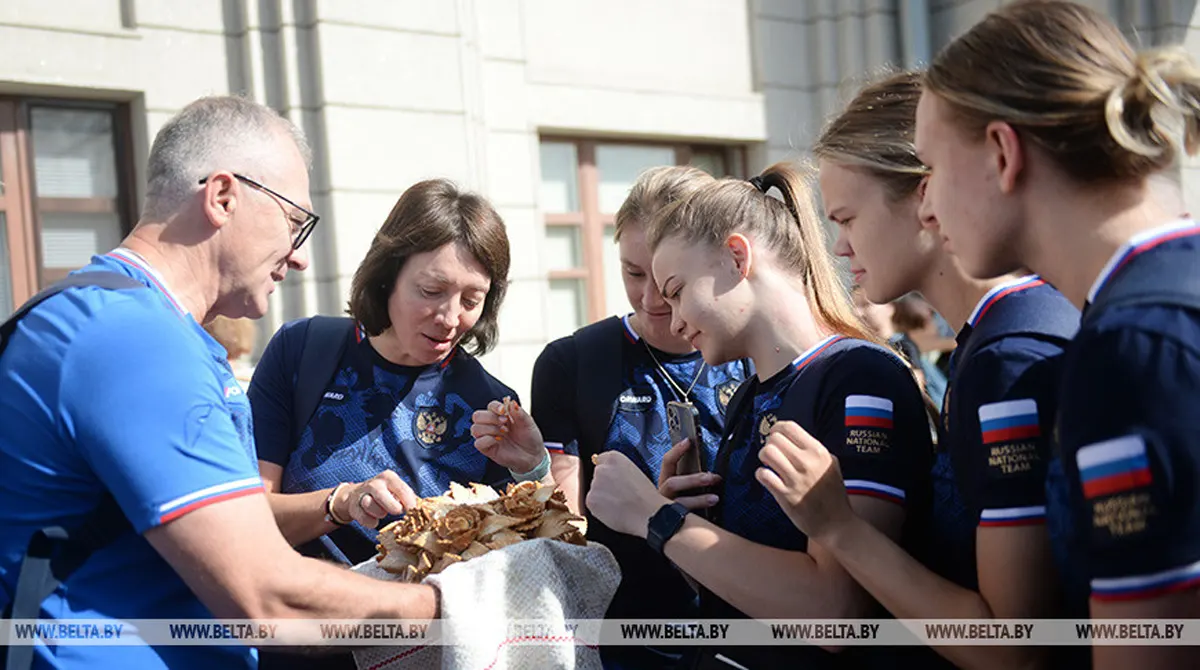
xmin=538 ymin=139 xmax=745 ymax=339
xmin=0 ymin=99 xmax=136 ymax=318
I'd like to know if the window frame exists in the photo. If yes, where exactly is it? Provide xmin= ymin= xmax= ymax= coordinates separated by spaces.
xmin=541 ymin=137 xmax=746 ymax=326
xmin=0 ymin=97 xmax=138 ymax=302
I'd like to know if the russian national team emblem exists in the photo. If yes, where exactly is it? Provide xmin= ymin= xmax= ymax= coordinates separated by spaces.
xmin=414 ymin=407 xmax=448 ymax=447
xmin=717 ymin=380 xmax=739 ymax=412
xmin=758 ymin=412 xmax=777 ymax=443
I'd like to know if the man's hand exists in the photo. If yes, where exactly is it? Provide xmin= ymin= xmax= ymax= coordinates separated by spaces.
xmin=756 ymin=420 xmax=855 ymax=542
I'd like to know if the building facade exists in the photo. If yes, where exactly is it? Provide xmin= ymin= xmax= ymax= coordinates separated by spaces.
xmin=0 ymin=0 xmax=1195 ymax=402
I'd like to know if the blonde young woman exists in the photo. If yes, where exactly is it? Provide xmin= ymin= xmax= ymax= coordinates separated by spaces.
xmin=583 ymin=164 xmax=937 ymax=669
xmin=754 ymin=71 xmax=1083 ymax=670
xmin=765 ymin=2 xmax=1200 ymax=669
xmin=472 ymin=166 xmax=752 ymax=670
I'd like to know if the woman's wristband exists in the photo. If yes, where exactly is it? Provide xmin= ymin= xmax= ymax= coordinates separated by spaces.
xmin=324 ymin=483 xmax=352 ymax=526
xmin=509 ymin=449 xmax=551 ymax=483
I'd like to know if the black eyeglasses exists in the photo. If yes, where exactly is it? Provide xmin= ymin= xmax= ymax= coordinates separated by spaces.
xmin=199 ymin=173 xmax=320 ymax=250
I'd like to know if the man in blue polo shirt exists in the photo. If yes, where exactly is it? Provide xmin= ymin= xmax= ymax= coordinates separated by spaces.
xmin=0 ymin=96 xmax=437 ymax=669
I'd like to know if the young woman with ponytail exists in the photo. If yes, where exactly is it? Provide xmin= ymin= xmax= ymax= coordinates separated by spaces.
xmin=585 ymin=163 xmax=936 ymax=669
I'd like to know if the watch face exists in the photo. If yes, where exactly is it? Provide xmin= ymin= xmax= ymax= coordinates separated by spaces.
xmin=648 ymin=503 xmax=687 ymax=553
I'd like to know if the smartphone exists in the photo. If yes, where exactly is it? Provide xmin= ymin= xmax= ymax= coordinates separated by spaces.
xmin=667 ymin=401 xmax=702 ymax=476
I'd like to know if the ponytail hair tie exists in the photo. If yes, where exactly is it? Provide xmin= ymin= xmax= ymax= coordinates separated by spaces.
xmin=748 ymin=175 xmax=768 ymax=192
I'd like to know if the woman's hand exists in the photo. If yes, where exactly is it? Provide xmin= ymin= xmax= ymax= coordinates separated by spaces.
xmin=657 ymin=438 xmax=721 ymax=511
xmin=338 ymin=470 xmax=419 ymax=530
xmin=586 ymin=451 xmax=670 ymax=538
xmin=471 ymin=398 xmax=547 ymax=474
xmin=755 ymin=420 xmax=855 ymax=542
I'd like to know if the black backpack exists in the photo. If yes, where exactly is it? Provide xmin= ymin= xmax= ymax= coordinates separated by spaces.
xmin=571 ymin=317 xmax=626 ymax=494
xmin=283 ymin=316 xmax=358 ymax=564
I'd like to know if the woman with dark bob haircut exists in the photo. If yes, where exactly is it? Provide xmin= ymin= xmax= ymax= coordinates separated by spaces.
xmin=249 ymin=179 xmax=542 ymax=587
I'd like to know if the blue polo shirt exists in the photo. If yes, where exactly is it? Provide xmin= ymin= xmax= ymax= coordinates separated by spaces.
xmin=0 ymin=250 xmax=262 ymax=669
xmin=250 ymin=316 xmax=518 ymax=564
xmin=1059 ymin=220 xmax=1200 ymax=601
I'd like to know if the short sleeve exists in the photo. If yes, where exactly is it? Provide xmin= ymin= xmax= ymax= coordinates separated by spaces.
xmin=805 ymin=347 xmax=933 ymax=507
xmin=948 ymin=339 xmax=1062 ymax=527
xmin=1059 ymin=326 xmax=1200 ymax=601
xmin=248 ymin=318 xmax=307 ymax=467
xmin=530 ymin=338 xmax=580 ymax=457
xmin=60 ymin=298 xmax=263 ymax=533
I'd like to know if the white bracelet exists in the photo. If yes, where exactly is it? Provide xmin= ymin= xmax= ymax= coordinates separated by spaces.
xmin=324 ymin=483 xmax=352 ymax=525
xmin=510 ymin=449 xmax=551 ymax=482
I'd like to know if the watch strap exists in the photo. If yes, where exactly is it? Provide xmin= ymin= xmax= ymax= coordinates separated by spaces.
xmin=646 ymin=501 xmax=690 ymax=554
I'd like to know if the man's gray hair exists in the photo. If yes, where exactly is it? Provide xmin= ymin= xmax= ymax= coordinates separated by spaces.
xmin=144 ymin=96 xmax=312 ymax=219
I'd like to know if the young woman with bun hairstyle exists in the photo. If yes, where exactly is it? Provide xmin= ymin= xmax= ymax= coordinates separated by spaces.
xmin=907 ymin=1 xmax=1199 ymax=667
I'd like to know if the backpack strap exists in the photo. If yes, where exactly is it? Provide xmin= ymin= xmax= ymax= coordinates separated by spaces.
xmin=292 ymin=316 xmax=356 ymax=444
xmin=1084 ymin=247 xmax=1200 ymax=328
xmin=573 ymin=316 xmax=626 ymax=495
xmin=0 ymin=272 xmax=145 ymax=355
xmin=1 ymin=272 xmax=145 ymax=670
xmin=288 ymin=316 xmax=356 ymax=565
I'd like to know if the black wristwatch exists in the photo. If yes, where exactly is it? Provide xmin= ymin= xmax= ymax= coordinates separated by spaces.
xmin=646 ymin=502 xmax=690 ymax=554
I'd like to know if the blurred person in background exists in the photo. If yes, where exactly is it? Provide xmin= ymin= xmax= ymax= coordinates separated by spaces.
xmin=891 ymin=294 xmax=949 ymax=409
xmin=852 ymin=287 xmax=942 ymax=404
xmin=204 ymin=315 xmax=258 ymax=390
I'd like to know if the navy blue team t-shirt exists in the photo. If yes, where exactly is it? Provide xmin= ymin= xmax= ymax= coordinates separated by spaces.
xmin=929 ymin=277 xmax=1079 ymax=600
xmin=1059 ymin=220 xmax=1200 ymax=602
xmin=699 ymin=335 xmax=934 ymax=669
xmin=531 ymin=314 xmax=750 ymax=627
xmin=250 ymin=317 xmax=516 ymax=564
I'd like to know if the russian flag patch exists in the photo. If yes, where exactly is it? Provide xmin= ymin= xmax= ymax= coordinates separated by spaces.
xmin=978 ymin=399 xmax=1040 ymax=444
xmin=845 ymin=395 xmax=893 ymax=429
xmin=1077 ymin=435 xmax=1153 ymax=500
